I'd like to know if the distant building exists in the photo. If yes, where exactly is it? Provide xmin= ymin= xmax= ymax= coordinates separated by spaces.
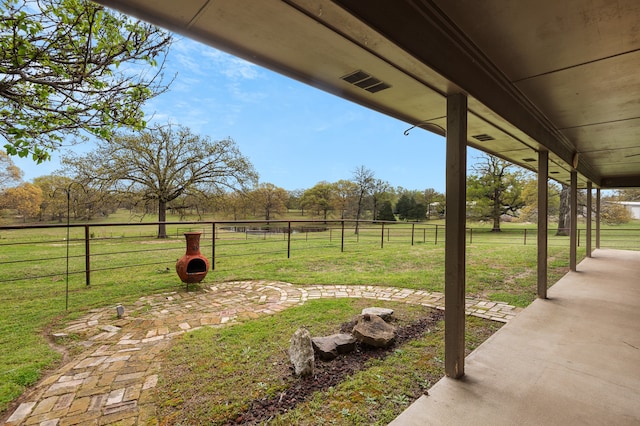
xmin=616 ymin=201 xmax=640 ymax=219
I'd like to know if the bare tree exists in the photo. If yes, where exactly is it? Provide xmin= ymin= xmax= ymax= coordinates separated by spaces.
xmin=0 ymin=150 xmax=22 ymax=189
xmin=352 ymin=166 xmax=375 ymax=234
xmin=423 ymin=188 xmax=445 ymax=219
xmin=556 ymin=184 xmax=570 ymax=235
xmin=63 ymin=125 xmax=258 ymax=237
xmin=556 ymin=185 xmax=587 ymax=236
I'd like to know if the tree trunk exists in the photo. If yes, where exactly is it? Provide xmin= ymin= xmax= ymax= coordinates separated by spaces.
xmin=372 ymin=199 xmax=378 ymax=223
xmin=492 ymin=189 xmax=501 ymax=232
xmin=557 ymin=184 xmax=570 ymax=236
xmin=355 ymin=194 xmax=363 ymax=235
xmin=158 ymin=199 xmax=168 ymax=238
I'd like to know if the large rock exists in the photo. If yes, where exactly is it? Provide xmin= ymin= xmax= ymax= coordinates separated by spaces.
xmin=289 ymin=327 xmax=315 ymax=376
xmin=361 ymin=307 xmax=394 ymax=321
xmin=352 ymin=314 xmax=396 ymax=348
xmin=312 ymin=334 xmax=357 ymax=360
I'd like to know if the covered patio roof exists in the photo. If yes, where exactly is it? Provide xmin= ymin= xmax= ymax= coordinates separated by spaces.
xmin=94 ymin=0 xmax=640 ymax=188
xmin=91 ymin=0 xmax=640 ymax=421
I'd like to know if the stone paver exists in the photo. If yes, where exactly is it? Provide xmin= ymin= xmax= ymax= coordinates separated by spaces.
xmin=4 ymin=281 xmax=522 ymax=425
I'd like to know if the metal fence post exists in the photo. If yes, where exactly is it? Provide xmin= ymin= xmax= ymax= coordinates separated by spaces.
xmin=381 ymin=223 xmax=385 ymax=248
xmin=85 ymin=225 xmax=90 ymax=286
xmin=411 ymin=223 xmax=415 ymax=246
xmin=524 ymin=228 xmax=527 ymax=245
xmin=287 ymin=221 xmax=291 ymax=258
xmin=211 ymin=222 xmax=216 ymax=270
xmin=435 ymin=224 xmax=439 ymax=245
xmin=577 ymin=228 xmax=581 ymax=247
xmin=341 ymin=220 xmax=345 ymax=253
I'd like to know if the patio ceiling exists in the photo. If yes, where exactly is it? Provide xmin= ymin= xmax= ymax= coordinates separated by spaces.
xmin=93 ymin=0 xmax=640 ymax=189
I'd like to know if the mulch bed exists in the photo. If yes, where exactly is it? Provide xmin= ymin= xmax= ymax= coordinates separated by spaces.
xmin=227 ymin=309 xmax=445 ymax=425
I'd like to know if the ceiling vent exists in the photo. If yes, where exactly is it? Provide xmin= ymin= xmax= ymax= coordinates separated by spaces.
xmin=341 ymin=70 xmax=391 ymax=93
xmin=522 ymin=158 xmax=536 ymax=162
xmin=472 ymin=134 xmax=495 ymax=142
xmin=550 ymin=171 xmax=560 ymax=174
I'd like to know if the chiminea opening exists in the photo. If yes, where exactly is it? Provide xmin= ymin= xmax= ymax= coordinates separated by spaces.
xmin=186 ymin=258 xmax=207 ymax=274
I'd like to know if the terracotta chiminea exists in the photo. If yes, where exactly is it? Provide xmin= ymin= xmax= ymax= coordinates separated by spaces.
xmin=176 ymin=232 xmax=210 ymax=284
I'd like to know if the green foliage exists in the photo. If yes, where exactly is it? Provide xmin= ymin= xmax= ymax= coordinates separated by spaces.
xmin=519 ymin=178 xmax=561 ymax=223
xmin=467 ymin=154 xmax=525 ymax=231
xmin=1 ymin=182 xmax=42 ymax=220
xmin=376 ymin=200 xmax=396 ymax=221
xmin=332 ymin=179 xmax=359 ymax=218
xmin=601 ymin=202 xmax=632 ymax=225
xmin=423 ymin=188 xmax=445 ymax=219
xmin=248 ymin=183 xmax=289 ymax=220
xmin=300 ymin=181 xmax=335 ymax=219
xmin=371 ymin=179 xmax=393 ymax=221
xmin=395 ymin=193 xmax=426 ymax=221
xmin=0 ymin=0 xmax=172 ymax=161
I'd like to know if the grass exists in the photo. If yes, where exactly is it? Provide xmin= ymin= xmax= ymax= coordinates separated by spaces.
xmin=156 ymin=299 xmax=501 ymax=425
xmin=1 ymin=213 xmax=636 ymax=414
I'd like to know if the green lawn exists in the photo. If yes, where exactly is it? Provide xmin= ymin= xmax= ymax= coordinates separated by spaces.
xmin=157 ymin=299 xmax=500 ymax=425
xmin=2 ymin=215 xmax=637 ymax=413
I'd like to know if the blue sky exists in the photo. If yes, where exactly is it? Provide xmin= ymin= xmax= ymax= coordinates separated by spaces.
xmin=14 ymin=36 xmax=488 ymax=193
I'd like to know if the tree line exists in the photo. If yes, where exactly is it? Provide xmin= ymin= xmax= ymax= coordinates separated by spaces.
xmin=1 ymin=128 xmax=634 ymax=239
xmin=0 ymin=127 xmax=447 ymax=236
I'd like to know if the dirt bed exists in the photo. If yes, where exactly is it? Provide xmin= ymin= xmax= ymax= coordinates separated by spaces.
xmin=228 ymin=310 xmax=444 ymax=425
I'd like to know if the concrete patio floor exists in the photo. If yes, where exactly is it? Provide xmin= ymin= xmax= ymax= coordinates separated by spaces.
xmin=391 ymin=248 xmax=640 ymax=426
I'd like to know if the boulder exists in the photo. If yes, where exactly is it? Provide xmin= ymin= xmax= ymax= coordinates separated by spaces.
xmin=289 ymin=327 xmax=315 ymax=376
xmin=312 ymin=334 xmax=357 ymax=360
xmin=352 ymin=314 xmax=396 ymax=348
xmin=361 ymin=307 xmax=394 ymax=321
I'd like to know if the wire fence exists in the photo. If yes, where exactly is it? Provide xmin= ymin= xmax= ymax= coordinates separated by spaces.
xmin=0 ymin=219 xmax=637 ymax=290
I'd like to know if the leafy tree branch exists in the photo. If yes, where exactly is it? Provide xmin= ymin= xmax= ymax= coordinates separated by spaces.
xmin=1 ymin=0 xmax=173 ymax=162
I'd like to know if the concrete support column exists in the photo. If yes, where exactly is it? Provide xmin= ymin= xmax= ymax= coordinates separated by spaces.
xmin=596 ymin=189 xmax=601 ymax=249
xmin=537 ymin=150 xmax=548 ymax=299
xmin=445 ymin=93 xmax=467 ymax=379
xmin=586 ymin=182 xmax=592 ymax=257
xmin=570 ymin=171 xmax=578 ymax=272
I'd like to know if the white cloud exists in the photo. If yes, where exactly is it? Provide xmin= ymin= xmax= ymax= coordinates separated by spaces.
xmin=201 ymin=49 xmax=260 ymax=80
xmin=226 ymin=81 xmax=267 ymax=103
xmin=171 ymin=37 xmax=261 ymax=81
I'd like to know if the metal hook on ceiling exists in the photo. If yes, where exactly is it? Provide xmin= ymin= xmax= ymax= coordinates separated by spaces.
xmin=403 ymin=120 xmax=446 ymax=136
